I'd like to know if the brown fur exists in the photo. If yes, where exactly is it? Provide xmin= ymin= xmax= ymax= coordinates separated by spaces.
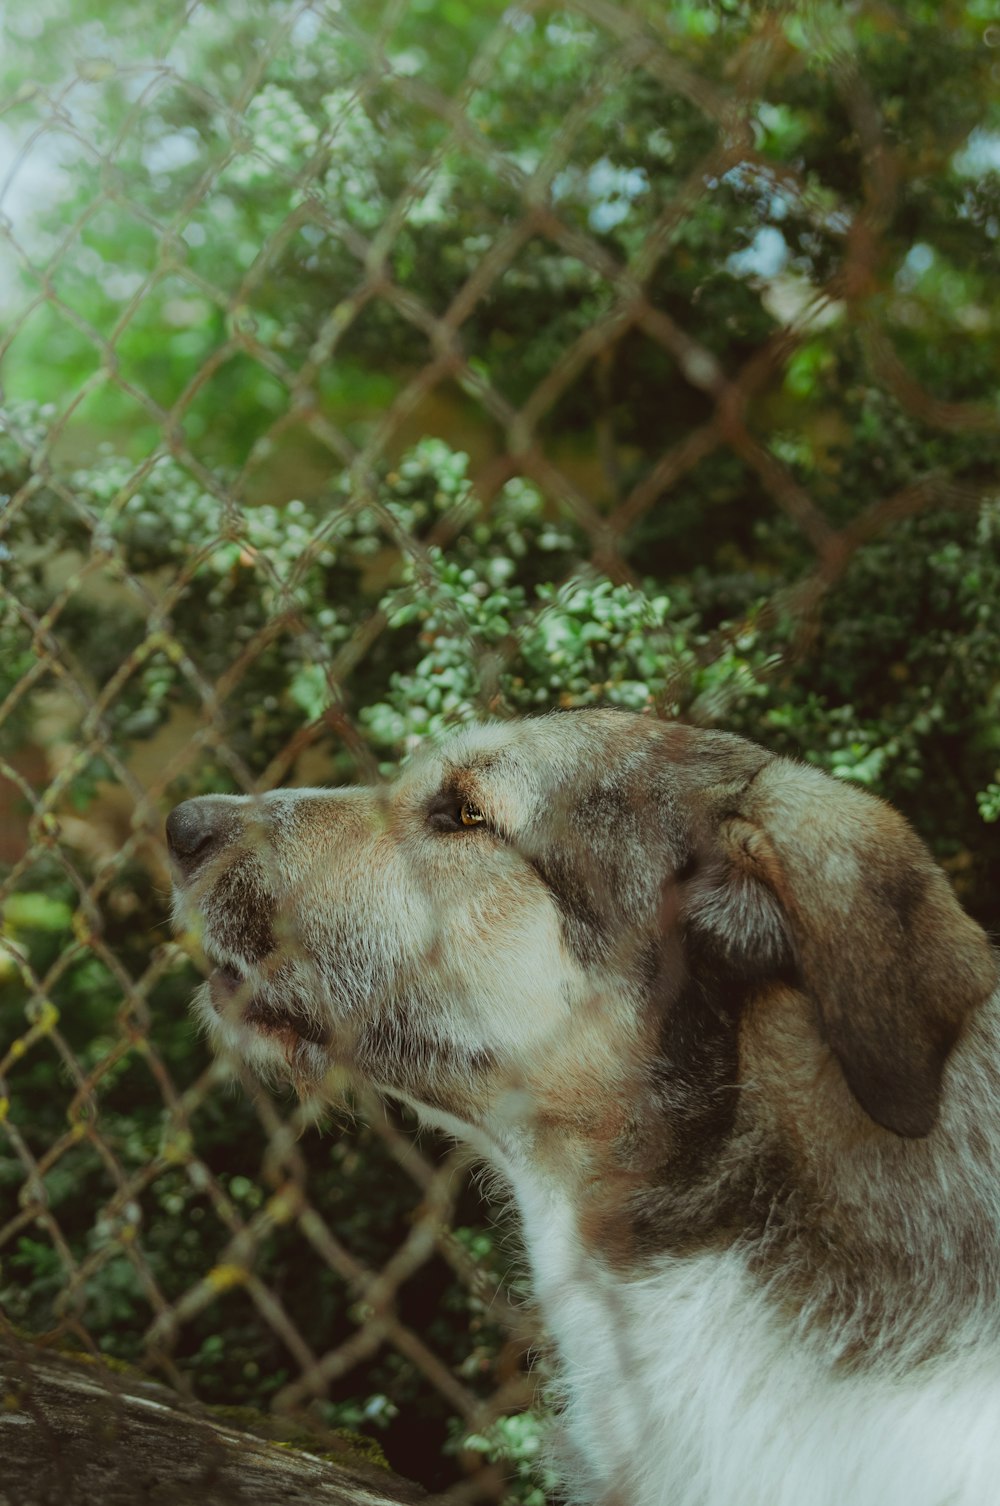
xmin=169 ymin=710 xmax=999 ymax=1363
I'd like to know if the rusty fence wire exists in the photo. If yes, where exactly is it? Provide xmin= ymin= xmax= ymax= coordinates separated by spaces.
xmin=0 ymin=1 xmax=998 ymax=1501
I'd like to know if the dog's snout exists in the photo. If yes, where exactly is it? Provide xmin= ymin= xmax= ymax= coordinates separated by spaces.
xmin=166 ymin=798 xmax=230 ymax=877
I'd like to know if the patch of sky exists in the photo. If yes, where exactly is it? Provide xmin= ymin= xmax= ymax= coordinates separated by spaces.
xmin=291 ymin=8 xmax=322 ymax=47
xmin=552 ymin=156 xmax=649 ymax=233
xmin=726 ymin=224 xmax=789 ymax=280
xmin=143 ymin=129 xmax=202 ymax=177
xmin=895 ymin=242 xmax=935 ymax=291
xmin=952 ymin=129 xmax=1000 ymax=177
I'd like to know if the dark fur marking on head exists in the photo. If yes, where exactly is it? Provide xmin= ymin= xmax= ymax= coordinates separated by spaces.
xmin=244 ymin=995 xmax=331 ymax=1047
xmin=623 ymin=848 xmax=799 ymax=1257
xmin=210 ymin=857 xmax=276 ymax=960
xmin=524 ymin=777 xmax=665 ymax=967
xmin=526 ymin=850 xmax=610 ymax=966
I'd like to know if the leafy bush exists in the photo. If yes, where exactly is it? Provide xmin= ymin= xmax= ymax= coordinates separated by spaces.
xmin=2 ymin=413 xmax=998 ymax=1453
xmin=2 ymin=0 xmax=999 ymax=1494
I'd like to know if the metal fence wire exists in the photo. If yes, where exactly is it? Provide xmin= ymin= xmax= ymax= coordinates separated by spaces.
xmin=0 ymin=1 xmax=997 ymax=1501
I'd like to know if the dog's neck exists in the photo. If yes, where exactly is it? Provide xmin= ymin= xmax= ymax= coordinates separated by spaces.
xmin=494 ymin=1144 xmax=1000 ymax=1506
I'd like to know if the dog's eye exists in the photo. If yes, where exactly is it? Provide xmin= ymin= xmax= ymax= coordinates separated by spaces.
xmin=426 ymin=792 xmax=490 ymax=833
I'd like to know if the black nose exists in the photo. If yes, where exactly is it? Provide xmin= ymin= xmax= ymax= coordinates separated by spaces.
xmin=165 ymin=798 xmax=231 ymax=878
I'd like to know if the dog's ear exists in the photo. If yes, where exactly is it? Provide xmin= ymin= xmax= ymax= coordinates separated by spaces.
xmin=697 ymin=777 xmax=997 ymax=1139
xmin=788 ymin=848 xmax=994 ymax=1138
xmin=678 ymin=818 xmax=793 ymax=986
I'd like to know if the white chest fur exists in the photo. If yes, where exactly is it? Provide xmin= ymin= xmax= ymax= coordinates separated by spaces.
xmin=511 ymin=1176 xmax=1000 ymax=1506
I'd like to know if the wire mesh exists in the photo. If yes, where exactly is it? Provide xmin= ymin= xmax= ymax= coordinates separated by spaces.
xmin=1 ymin=1 xmax=997 ymax=1501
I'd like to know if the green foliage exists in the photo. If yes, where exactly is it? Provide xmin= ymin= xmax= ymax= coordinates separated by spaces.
xmin=2 ymin=415 xmax=998 ymax=1468
xmin=2 ymin=0 xmax=1000 ymax=1496
xmin=457 ymin=1411 xmax=557 ymax=1506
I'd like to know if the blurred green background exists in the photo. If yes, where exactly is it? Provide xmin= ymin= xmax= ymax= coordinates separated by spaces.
xmin=1 ymin=0 xmax=998 ymax=1495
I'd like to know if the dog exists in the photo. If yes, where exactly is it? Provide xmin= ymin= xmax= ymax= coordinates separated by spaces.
xmin=167 ymin=709 xmax=1000 ymax=1506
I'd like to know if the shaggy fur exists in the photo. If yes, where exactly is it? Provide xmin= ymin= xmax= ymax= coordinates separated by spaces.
xmin=168 ymin=710 xmax=1000 ymax=1506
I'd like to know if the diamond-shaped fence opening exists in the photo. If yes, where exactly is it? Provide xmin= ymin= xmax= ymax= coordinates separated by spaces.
xmin=2 ymin=1 xmax=998 ymax=1502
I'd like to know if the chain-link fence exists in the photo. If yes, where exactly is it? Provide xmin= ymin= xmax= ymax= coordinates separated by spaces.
xmin=1 ymin=2 xmax=998 ymax=1501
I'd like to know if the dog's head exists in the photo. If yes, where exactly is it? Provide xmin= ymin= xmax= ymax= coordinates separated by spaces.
xmin=168 ymin=711 xmax=995 ymax=1159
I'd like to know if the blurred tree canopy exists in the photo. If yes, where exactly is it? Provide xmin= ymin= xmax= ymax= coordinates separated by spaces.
xmin=1 ymin=0 xmax=999 ymax=1496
